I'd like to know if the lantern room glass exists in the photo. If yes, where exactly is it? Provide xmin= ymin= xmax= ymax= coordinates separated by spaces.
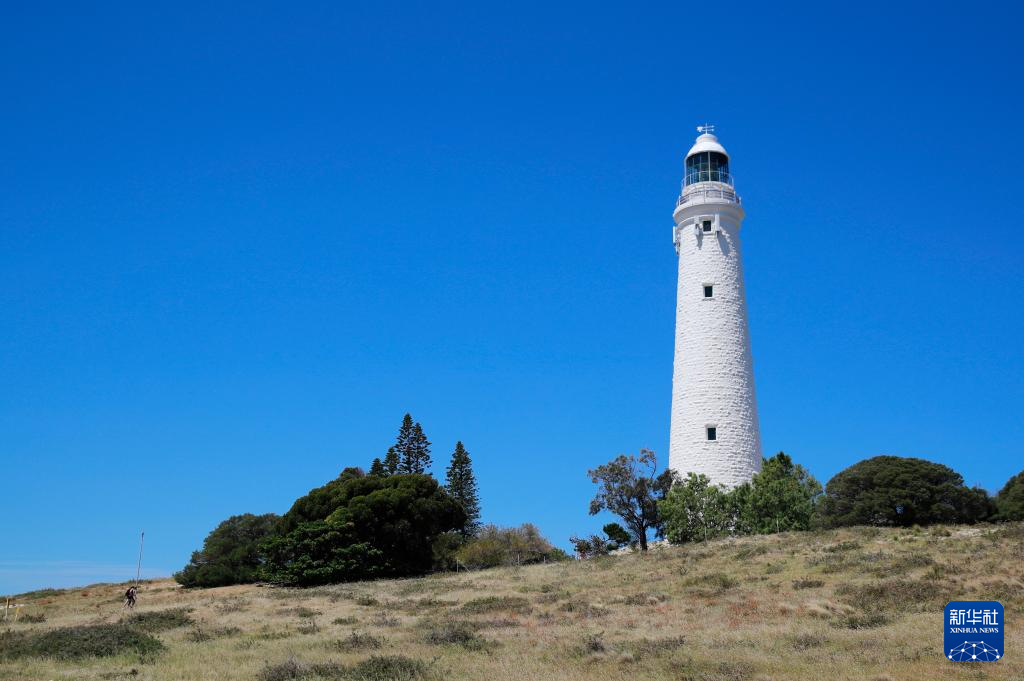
xmin=685 ymin=151 xmax=731 ymax=186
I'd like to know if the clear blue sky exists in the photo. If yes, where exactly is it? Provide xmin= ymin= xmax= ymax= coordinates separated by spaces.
xmin=2 ymin=2 xmax=1022 ymax=594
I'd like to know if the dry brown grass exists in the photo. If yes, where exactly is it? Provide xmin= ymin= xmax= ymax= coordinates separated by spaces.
xmin=3 ymin=523 xmax=1023 ymax=680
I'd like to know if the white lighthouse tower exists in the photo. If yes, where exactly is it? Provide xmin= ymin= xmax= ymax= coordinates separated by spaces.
xmin=668 ymin=126 xmax=762 ymax=488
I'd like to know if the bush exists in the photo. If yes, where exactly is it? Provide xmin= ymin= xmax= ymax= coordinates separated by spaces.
xmin=0 ymin=624 xmax=164 ymax=660
xmin=569 ymin=534 xmax=611 ymax=559
xmin=660 ymin=473 xmax=737 ymax=544
xmin=455 ymin=524 xmax=566 ymax=569
xmin=262 ymin=473 xmax=466 ymax=585
xmin=460 ymin=596 xmax=531 ymax=615
xmin=835 ymin=578 xmax=942 ymax=613
xmin=334 ymin=630 xmax=384 ymax=652
xmin=347 ymin=655 xmax=432 ymax=680
xmin=423 ymin=620 xmax=488 ymax=649
xmin=816 ymin=456 xmax=994 ymax=528
xmin=734 ymin=452 xmax=822 ymax=534
xmin=124 ymin=608 xmax=194 ymax=632
xmin=995 ymin=470 xmax=1024 ymax=521
xmin=175 ymin=513 xmax=279 ymax=588
xmin=792 ymin=578 xmax=824 ymax=590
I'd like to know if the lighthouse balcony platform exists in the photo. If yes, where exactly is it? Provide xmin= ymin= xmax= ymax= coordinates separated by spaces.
xmin=676 ymin=183 xmax=741 ymax=208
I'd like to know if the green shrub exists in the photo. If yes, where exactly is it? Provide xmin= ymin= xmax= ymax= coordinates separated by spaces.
xmin=124 ymin=607 xmax=193 ymax=632
xmin=558 ymin=599 xmax=610 ymax=617
xmin=684 ymin=572 xmax=739 ymax=592
xmin=734 ymin=544 xmax=768 ymax=559
xmin=628 ymin=635 xmax=686 ymax=657
xmin=334 ymin=630 xmax=384 ymax=652
xmin=347 ymin=655 xmax=432 ymax=681
xmin=995 ymin=470 xmax=1024 ymax=521
xmin=835 ymin=578 xmax=941 ymax=613
xmin=423 ymin=620 xmax=488 ymax=650
xmin=185 ymin=626 xmax=241 ymax=642
xmin=831 ymin=612 xmax=890 ymax=629
xmin=823 ymin=541 xmax=861 ymax=553
xmin=0 ymin=624 xmax=164 ymax=660
xmin=580 ymin=631 xmax=606 ymax=654
xmin=792 ymin=578 xmax=824 ymax=590
xmin=815 ymin=456 xmax=994 ymax=528
xmin=455 ymin=524 xmax=566 ymax=569
xmin=175 ymin=513 xmax=279 ymax=588
xmin=460 ymin=596 xmax=531 ymax=615
xmin=622 ymin=592 xmax=669 ymax=605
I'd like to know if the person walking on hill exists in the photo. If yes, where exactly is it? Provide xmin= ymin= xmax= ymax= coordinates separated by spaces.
xmin=123 ymin=585 xmax=138 ymax=610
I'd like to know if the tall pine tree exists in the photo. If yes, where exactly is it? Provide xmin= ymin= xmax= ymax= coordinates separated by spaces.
xmin=394 ymin=414 xmax=414 ymax=466
xmin=369 ymin=457 xmax=386 ymax=477
xmin=382 ymin=446 xmax=400 ymax=476
xmin=402 ymin=422 xmax=432 ymax=474
xmin=445 ymin=441 xmax=481 ymax=536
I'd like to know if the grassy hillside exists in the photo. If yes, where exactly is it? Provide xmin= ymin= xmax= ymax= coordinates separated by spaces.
xmin=3 ymin=523 xmax=1023 ymax=680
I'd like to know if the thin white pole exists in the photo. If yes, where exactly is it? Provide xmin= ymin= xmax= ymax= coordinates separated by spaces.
xmin=135 ymin=531 xmax=145 ymax=585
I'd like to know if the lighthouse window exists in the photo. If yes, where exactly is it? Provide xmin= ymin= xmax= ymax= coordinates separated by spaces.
xmin=703 ymin=285 xmax=714 ymax=298
xmin=702 ymin=220 xmax=713 ymax=233
xmin=685 ymin=151 xmax=731 ymax=185
xmin=706 ymin=426 xmax=717 ymax=441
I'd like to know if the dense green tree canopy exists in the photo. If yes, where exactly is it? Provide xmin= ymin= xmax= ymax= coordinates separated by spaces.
xmin=263 ymin=472 xmax=466 ymax=585
xmin=736 ymin=452 xmax=822 ymax=534
xmin=815 ymin=456 xmax=992 ymax=528
xmin=995 ymin=470 xmax=1024 ymax=521
xmin=174 ymin=513 xmax=279 ymax=588
xmin=659 ymin=473 xmax=736 ymax=544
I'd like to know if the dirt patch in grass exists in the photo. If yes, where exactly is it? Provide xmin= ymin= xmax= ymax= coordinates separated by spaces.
xmin=0 ymin=624 xmax=164 ymax=660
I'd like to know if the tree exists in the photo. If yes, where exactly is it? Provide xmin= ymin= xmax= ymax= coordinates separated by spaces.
xmin=263 ymin=473 xmax=466 ymax=585
xmin=390 ymin=414 xmax=433 ymax=475
xmin=659 ymin=473 xmax=735 ymax=544
xmin=383 ymin=447 xmax=400 ymax=476
xmin=570 ymin=534 xmax=611 ymax=559
xmin=445 ymin=441 xmax=481 ymax=536
xmin=587 ymin=449 xmax=676 ymax=551
xmin=394 ymin=413 xmax=414 ymax=462
xmin=995 ymin=470 xmax=1024 ymax=521
xmin=402 ymin=422 xmax=432 ymax=474
xmin=815 ymin=456 xmax=993 ymax=528
xmin=174 ymin=513 xmax=279 ymax=588
xmin=368 ymin=457 xmax=386 ymax=477
xmin=570 ymin=523 xmax=631 ymax=559
xmin=737 ymin=452 xmax=822 ymax=534
xmin=602 ymin=522 xmax=633 ymax=549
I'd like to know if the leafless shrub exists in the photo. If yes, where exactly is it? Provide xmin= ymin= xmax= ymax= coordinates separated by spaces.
xmin=333 ymin=630 xmax=383 ymax=652
xmin=559 ymin=599 xmax=610 ymax=618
